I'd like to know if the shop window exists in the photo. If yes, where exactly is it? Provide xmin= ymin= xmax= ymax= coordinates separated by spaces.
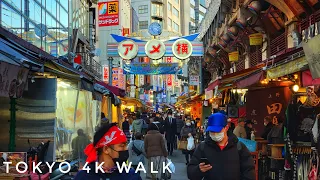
xmin=173 ymin=22 xmax=179 ymax=32
xmin=139 ymin=21 xmax=148 ymax=29
xmin=138 ymin=5 xmax=148 ymax=14
xmin=173 ymin=7 xmax=179 ymax=17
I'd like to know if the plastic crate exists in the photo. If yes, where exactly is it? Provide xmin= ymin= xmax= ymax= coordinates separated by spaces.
xmin=238 ymin=138 xmax=257 ymax=152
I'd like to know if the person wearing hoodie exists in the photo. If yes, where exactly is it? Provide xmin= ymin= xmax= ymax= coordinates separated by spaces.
xmin=187 ymin=113 xmax=255 ymax=180
xmin=128 ymin=132 xmax=146 ymax=174
xmin=132 ymin=112 xmax=143 ymax=135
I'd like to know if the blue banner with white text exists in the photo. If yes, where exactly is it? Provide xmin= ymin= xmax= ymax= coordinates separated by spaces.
xmin=123 ymin=63 xmax=182 ymax=75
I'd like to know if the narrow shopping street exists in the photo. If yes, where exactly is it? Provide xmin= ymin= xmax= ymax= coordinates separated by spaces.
xmin=141 ymin=150 xmax=189 ymax=180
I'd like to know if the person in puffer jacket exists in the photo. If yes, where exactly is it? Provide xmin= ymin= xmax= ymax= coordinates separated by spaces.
xmin=132 ymin=112 xmax=143 ymax=134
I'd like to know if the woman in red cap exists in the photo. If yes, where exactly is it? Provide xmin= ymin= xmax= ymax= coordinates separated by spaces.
xmin=74 ymin=123 xmax=142 ymax=180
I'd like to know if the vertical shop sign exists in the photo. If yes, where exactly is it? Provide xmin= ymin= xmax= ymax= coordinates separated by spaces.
xmin=98 ymin=1 xmax=119 ymax=27
xmin=122 ymin=28 xmax=130 ymax=36
xmin=189 ymin=75 xmax=199 ymax=86
xmin=112 ymin=68 xmax=119 ymax=87
xmin=167 ymin=75 xmax=172 ymax=86
xmin=103 ymin=66 xmax=109 ymax=84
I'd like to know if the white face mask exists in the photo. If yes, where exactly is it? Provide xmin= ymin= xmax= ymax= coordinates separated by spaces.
xmin=186 ymin=123 xmax=191 ymax=126
xmin=210 ymin=132 xmax=225 ymax=142
xmin=264 ymin=122 xmax=267 ymax=126
xmin=191 ymin=121 xmax=195 ymax=124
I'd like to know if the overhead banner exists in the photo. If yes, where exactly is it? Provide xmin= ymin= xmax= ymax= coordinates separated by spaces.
xmin=123 ymin=63 xmax=180 ymax=75
xmin=249 ymin=33 xmax=263 ymax=45
xmin=267 ymin=57 xmax=307 ymax=79
xmin=302 ymin=34 xmax=320 ymax=79
xmin=98 ymin=1 xmax=119 ymax=27
xmin=0 ymin=62 xmax=29 ymax=98
xmin=228 ymin=51 xmax=239 ymax=62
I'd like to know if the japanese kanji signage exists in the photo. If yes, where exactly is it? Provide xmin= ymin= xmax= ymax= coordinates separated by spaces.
xmin=145 ymin=39 xmax=166 ymax=60
xmin=249 ymin=33 xmax=263 ymax=46
xmin=228 ymin=51 xmax=239 ymax=62
xmin=189 ymin=75 xmax=200 ymax=86
xmin=103 ymin=66 xmax=109 ymax=84
xmin=172 ymin=39 xmax=193 ymax=60
xmin=98 ymin=1 xmax=119 ymax=27
xmin=118 ymin=40 xmax=138 ymax=60
xmin=167 ymin=75 xmax=172 ymax=86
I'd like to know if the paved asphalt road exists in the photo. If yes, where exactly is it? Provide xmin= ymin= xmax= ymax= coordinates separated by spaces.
xmin=140 ymin=149 xmax=189 ymax=180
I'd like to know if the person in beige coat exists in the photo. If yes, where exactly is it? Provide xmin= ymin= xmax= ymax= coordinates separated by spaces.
xmin=233 ymin=118 xmax=247 ymax=139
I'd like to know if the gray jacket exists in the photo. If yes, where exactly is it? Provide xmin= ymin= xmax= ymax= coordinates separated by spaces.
xmin=128 ymin=140 xmax=146 ymax=165
xmin=132 ymin=119 xmax=143 ymax=133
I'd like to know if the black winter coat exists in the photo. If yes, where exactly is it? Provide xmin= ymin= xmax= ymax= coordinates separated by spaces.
xmin=261 ymin=123 xmax=273 ymax=140
xmin=187 ymin=133 xmax=255 ymax=180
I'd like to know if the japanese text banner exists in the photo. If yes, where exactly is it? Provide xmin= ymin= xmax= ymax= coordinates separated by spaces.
xmin=123 ymin=63 xmax=181 ymax=75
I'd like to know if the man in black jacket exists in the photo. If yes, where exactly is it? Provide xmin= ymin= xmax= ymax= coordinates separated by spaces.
xmin=164 ymin=111 xmax=177 ymax=156
xmin=261 ymin=116 xmax=273 ymax=140
xmin=187 ymin=113 xmax=255 ymax=180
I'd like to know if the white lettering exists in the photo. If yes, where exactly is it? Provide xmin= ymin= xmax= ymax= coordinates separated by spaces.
xmin=151 ymin=162 xmax=158 ymax=173
xmin=116 ymin=162 xmax=131 ymax=173
xmin=59 ymin=162 xmax=71 ymax=173
xmin=95 ymin=162 xmax=105 ymax=173
xmin=33 ymin=162 xmax=42 ymax=174
xmin=82 ymin=162 xmax=91 ymax=173
xmin=46 ymin=162 xmax=55 ymax=173
xmin=163 ymin=162 xmax=172 ymax=174
xmin=135 ymin=162 xmax=146 ymax=173
xmin=3 ymin=162 xmax=12 ymax=173
xmin=16 ymin=162 xmax=28 ymax=173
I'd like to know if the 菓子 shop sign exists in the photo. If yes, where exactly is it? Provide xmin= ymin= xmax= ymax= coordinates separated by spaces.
xmin=98 ymin=1 xmax=119 ymax=27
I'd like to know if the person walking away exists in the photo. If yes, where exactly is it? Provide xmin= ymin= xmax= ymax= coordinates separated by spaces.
xmin=74 ymin=123 xmax=141 ymax=180
xmin=72 ymin=129 xmax=91 ymax=163
xmin=101 ymin=112 xmax=109 ymax=125
xmin=187 ymin=113 xmax=255 ymax=180
xmin=132 ymin=112 xmax=143 ymax=135
xmin=233 ymin=118 xmax=247 ymax=139
xmin=141 ymin=113 xmax=149 ymax=135
xmin=262 ymin=116 xmax=273 ymax=140
xmin=164 ymin=111 xmax=177 ymax=156
xmin=176 ymin=114 xmax=184 ymax=140
xmin=149 ymin=117 xmax=165 ymax=134
xmin=144 ymin=122 xmax=168 ymax=180
xmin=245 ymin=120 xmax=254 ymax=140
xmin=122 ymin=117 xmax=131 ymax=140
xmin=180 ymin=120 xmax=196 ymax=165
xmin=128 ymin=132 xmax=146 ymax=174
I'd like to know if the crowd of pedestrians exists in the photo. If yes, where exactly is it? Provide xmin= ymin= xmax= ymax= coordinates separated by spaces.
xmin=73 ymin=110 xmax=256 ymax=180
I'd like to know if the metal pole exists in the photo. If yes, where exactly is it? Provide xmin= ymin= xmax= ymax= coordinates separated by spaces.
xmin=108 ymin=58 xmax=112 ymax=122
xmin=199 ymin=57 xmax=203 ymax=94
xmin=9 ymin=98 xmax=16 ymax=151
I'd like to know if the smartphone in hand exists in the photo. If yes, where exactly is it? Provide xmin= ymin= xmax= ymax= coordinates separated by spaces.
xmin=200 ymin=158 xmax=210 ymax=165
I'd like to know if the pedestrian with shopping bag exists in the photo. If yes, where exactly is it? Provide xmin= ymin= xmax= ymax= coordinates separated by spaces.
xmin=144 ymin=122 xmax=168 ymax=180
xmin=180 ymin=119 xmax=196 ymax=165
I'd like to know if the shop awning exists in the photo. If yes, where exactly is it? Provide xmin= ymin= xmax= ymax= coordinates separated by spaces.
xmin=236 ymin=71 xmax=265 ymax=88
xmin=221 ymin=64 xmax=265 ymax=85
xmin=206 ymin=79 xmax=220 ymax=91
xmin=266 ymin=56 xmax=308 ymax=79
xmin=302 ymin=70 xmax=320 ymax=87
xmin=119 ymin=97 xmax=144 ymax=108
xmin=96 ymin=81 xmax=126 ymax=97
xmin=44 ymin=61 xmax=81 ymax=80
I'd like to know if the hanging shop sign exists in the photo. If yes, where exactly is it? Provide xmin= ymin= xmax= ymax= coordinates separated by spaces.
xmin=145 ymin=39 xmax=166 ymax=60
xmin=228 ymin=51 xmax=239 ymax=62
xmin=108 ymin=40 xmax=202 ymax=58
xmin=167 ymin=75 xmax=173 ymax=86
xmin=249 ymin=33 xmax=263 ymax=45
xmin=267 ymin=57 xmax=308 ymax=79
xmin=98 ymin=1 xmax=119 ymax=27
xmin=302 ymin=34 xmax=320 ymax=79
xmin=122 ymin=28 xmax=130 ymax=36
xmin=189 ymin=75 xmax=200 ymax=86
xmin=0 ymin=62 xmax=29 ymax=98
xmin=103 ymin=66 xmax=109 ymax=84
xmin=172 ymin=39 xmax=193 ymax=60
xmin=123 ymin=63 xmax=180 ymax=75
xmin=118 ymin=40 xmax=139 ymax=60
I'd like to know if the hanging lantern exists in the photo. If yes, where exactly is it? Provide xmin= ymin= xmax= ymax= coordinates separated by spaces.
xmin=221 ymin=34 xmax=231 ymax=43
xmin=208 ymin=47 xmax=217 ymax=57
xmin=218 ymin=39 xmax=227 ymax=49
xmin=227 ymin=26 xmax=239 ymax=37
xmin=248 ymin=1 xmax=261 ymax=15
xmin=236 ymin=17 xmax=247 ymax=29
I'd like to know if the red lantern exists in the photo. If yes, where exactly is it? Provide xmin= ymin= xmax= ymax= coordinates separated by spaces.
xmin=221 ymin=34 xmax=231 ymax=43
xmin=228 ymin=26 xmax=239 ymax=37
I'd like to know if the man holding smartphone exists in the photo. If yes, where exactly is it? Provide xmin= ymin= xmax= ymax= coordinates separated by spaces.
xmin=187 ymin=113 xmax=255 ymax=180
